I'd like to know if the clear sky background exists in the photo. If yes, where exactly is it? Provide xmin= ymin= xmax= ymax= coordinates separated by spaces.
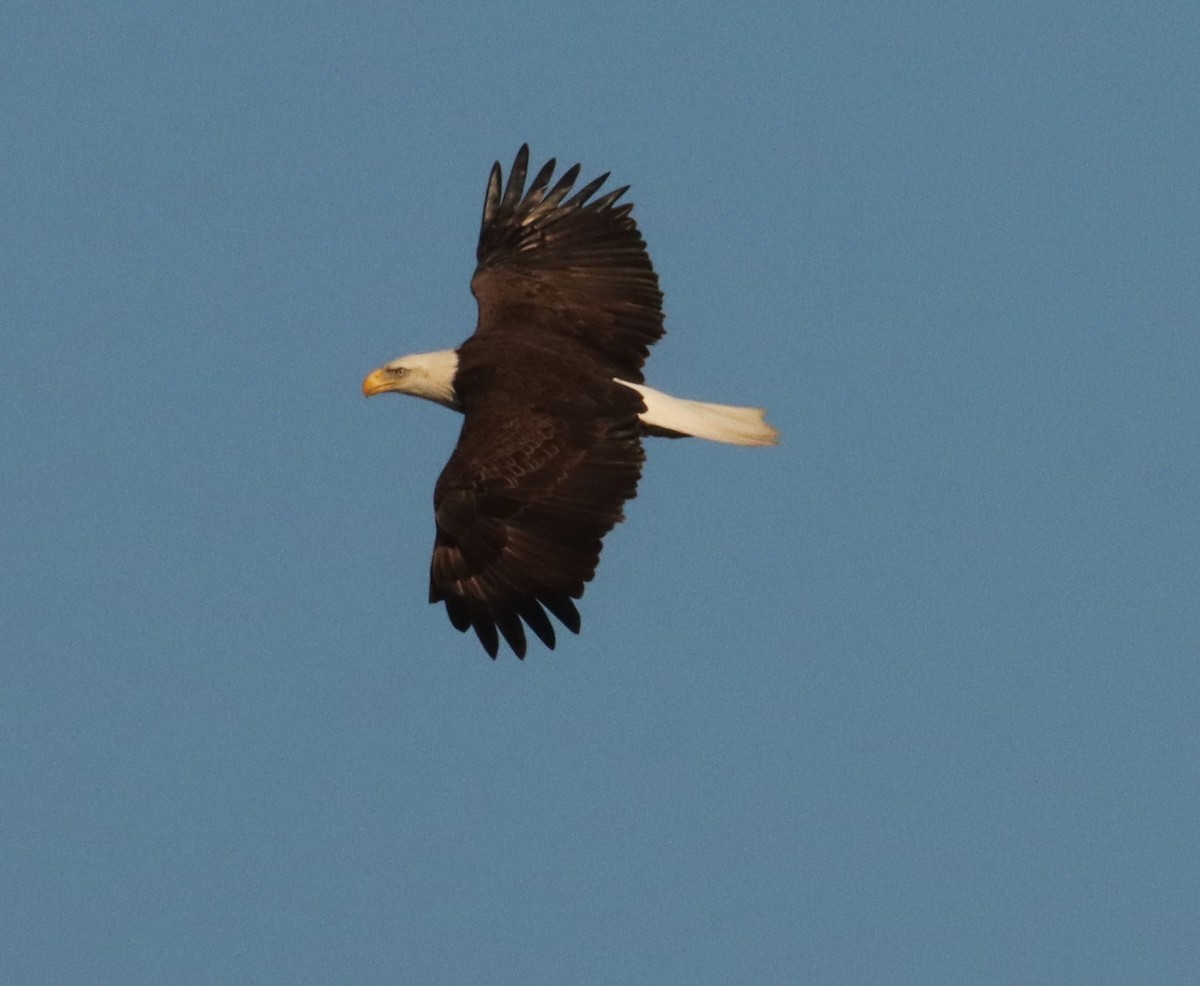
xmin=4 ymin=2 xmax=1198 ymax=983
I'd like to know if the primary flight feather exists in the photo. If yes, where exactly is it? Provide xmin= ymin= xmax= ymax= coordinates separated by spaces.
xmin=363 ymin=146 xmax=778 ymax=659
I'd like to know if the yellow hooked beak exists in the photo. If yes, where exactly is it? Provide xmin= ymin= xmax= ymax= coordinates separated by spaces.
xmin=362 ymin=367 xmax=392 ymax=397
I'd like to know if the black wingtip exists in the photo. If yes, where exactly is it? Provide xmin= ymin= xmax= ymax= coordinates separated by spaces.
xmin=517 ymin=598 xmax=557 ymax=651
xmin=474 ymin=620 xmax=500 ymax=659
xmin=541 ymin=594 xmax=582 ymax=636
xmin=498 ymin=145 xmax=530 ymax=216
xmin=444 ymin=596 xmax=472 ymax=634
xmin=495 ymin=609 xmax=528 ymax=659
xmin=482 ymin=162 xmax=503 ymax=228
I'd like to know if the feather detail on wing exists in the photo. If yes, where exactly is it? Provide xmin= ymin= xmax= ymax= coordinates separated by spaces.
xmin=470 ymin=145 xmax=664 ymax=384
xmin=428 ymin=370 xmax=644 ymax=658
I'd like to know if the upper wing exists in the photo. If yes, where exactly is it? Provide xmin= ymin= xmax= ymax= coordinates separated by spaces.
xmin=470 ymin=145 xmax=665 ymax=384
xmin=428 ymin=368 xmax=645 ymax=659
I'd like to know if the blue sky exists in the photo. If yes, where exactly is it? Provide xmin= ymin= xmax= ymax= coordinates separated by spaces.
xmin=4 ymin=2 xmax=1198 ymax=982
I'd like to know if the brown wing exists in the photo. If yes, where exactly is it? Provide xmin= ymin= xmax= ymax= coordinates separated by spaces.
xmin=470 ymin=145 xmax=664 ymax=384
xmin=428 ymin=346 xmax=645 ymax=658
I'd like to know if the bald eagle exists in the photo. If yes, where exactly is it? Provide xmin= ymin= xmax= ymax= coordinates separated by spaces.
xmin=363 ymin=146 xmax=778 ymax=659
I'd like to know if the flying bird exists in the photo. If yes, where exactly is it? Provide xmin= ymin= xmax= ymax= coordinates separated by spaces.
xmin=363 ymin=146 xmax=778 ymax=659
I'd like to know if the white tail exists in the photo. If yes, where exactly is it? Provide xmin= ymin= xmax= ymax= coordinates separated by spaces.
xmin=619 ymin=380 xmax=780 ymax=447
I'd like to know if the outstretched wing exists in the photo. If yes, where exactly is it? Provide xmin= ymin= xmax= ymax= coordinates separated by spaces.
xmin=470 ymin=145 xmax=665 ymax=384
xmin=429 ymin=360 xmax=645 ymax=659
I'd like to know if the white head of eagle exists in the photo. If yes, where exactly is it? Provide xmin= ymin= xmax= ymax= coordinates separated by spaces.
xmin=363 ymin=349 xmax=461 ymax=410
xmin=362 ymin=145 xmax=778 ymax=660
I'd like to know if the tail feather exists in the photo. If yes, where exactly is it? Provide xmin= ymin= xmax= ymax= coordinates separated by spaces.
xmin=618 ymin=380 xmax=780 ymax=447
